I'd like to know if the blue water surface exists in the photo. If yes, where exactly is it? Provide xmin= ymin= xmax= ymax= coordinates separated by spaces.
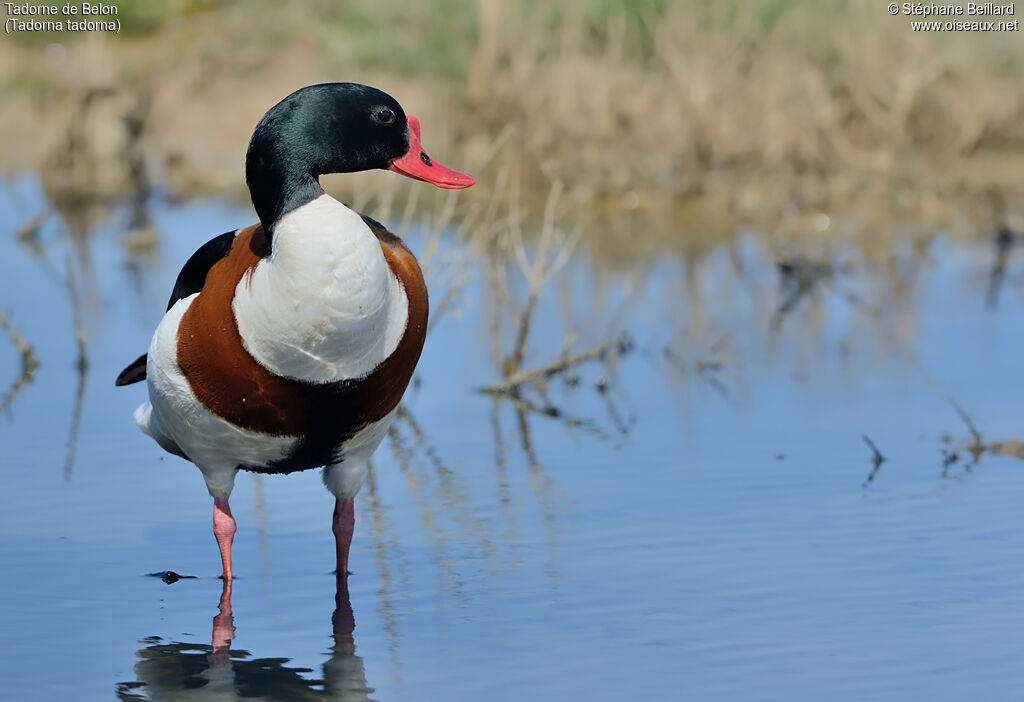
xmin=0 ymin=175 xmax=1022 ymax=701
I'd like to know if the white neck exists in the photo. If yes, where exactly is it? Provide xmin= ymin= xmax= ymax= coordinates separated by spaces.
xmin=233 ymin=194 xmax=409 ymax=382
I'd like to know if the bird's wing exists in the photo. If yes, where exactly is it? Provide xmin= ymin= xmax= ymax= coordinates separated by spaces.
xmin=115 ymin=229 xmax=239 ymax=386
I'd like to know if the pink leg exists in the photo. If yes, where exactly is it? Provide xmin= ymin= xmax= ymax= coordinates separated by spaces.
xmin=213 ymin=497 xmax=237 ymax=580
xmin=333 ymin=498 xmax=355 ymax=577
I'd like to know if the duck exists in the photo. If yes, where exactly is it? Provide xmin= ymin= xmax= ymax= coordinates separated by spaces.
xmin=115 ymin=83 xmax=475 ymax=580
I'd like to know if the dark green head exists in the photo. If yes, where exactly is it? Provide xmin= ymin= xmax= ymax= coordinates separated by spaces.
xmin=245 ymin=83 xmax=473 ymax=233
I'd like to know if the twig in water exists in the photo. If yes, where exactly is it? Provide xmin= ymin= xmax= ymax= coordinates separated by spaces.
xmin=16 ymin=213 xmax=48 ymax=244
xmin=501 ymin=389 xmax=607 ymax=439
xmin=911 ymin=356 xmax=986 ymax=465
xmin=0 ymin=309 xmax=39 ymax=415
xmin=663 ymin=343 xmax=731 ymax=399
xmin=861 ymin=433 xmax=886 ymax=488
xmin=952 ymin=402 xmax=985 ymax=463
xmin=772 ymin=256 xmax=836 ymax=330
xmin=480 ymin=176 xmax=629 ymax=435
xmin=986 ymin=439 xmax=1024 ymax=461
xmin=501 ymin=180 xmax=579 ymax=376
xmin=0 ymin=309 xmax=36 ymax=365
xmin=480 ymin=337 xmax=619 ymax=395
xmin=941 ymin=449 xmax=959 ymax=477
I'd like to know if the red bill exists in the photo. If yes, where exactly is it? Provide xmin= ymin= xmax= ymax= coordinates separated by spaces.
xmin=389 ymin=116 xmax=475 ymax=189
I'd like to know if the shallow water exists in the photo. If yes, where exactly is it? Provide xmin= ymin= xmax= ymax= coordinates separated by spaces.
xmin=1 ymin=176 xmax=1023 ymax=701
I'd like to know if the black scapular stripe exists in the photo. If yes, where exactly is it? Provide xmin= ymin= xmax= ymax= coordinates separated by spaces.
xmin=166 ymin=230 xmax=239 ymax=311
xmin=114 ymin=229 xmax=238 ymax=386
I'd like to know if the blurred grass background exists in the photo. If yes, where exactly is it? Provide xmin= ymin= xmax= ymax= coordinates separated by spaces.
xmin=1 ymin=0 xmax=1022 ymax=257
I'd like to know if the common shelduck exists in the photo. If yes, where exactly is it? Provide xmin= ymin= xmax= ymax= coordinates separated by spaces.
xmin=116 ymin=83 xmax=475 ymax=580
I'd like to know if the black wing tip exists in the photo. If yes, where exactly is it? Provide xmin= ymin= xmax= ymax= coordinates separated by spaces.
xmin=118 ymin=229 xmax=240 ymax=386
xmin=116 ymin=353 xmax=148 ymax=386
xmin=360 ymin=214 xmax=387 ymax=231
xmin=166 ymin=229 xmax=239 ymax=311
xmin=359 ymin=214 xmax=402 ymax=246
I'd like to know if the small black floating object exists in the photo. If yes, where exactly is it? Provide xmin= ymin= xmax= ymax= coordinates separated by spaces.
xmin=147 ymin=570 xmax=197 ymax=585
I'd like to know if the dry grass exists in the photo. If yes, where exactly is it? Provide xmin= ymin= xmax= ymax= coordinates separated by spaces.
xmin=0 ymin=0 xmax=1022 ymax=266
xmin=463 ymin=0 xmax=1024 ymax=251
xmin=468 ymin=2 xmax=1024 ymax=181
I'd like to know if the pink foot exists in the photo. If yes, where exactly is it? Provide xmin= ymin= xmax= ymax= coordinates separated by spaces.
xmin=213 ymin=497 xmax=236 ymax=580
xmin=332 ymin=498 xmax=354 ymax=577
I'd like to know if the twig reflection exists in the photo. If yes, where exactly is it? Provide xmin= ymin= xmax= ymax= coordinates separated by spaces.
xmin=985 ymin=189 xmax=1019 ymax=309
xmin=986 ymin=225 xmax=1018 ymax=308
xmin=63 ymin=255 xmax=89 ymax=481
xmin=362 ymin=459 xmax=403 ymax=679
xmin=861 ymin=434 xmax=886 ymax=488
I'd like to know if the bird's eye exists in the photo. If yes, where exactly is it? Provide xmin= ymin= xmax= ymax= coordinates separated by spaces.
xmin=371 ymin=107 xmax=396 ymax=125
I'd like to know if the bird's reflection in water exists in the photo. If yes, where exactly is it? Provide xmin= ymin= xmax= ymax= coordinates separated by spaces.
xmin=117 ymin=578 xmax=376 ymax=701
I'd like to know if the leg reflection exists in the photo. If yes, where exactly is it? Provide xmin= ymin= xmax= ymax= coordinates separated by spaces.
xmin=211 ymin=578 xmax=235 ymax=662
xmin=120 ymin=577 xmax=376 ymax=699
xmin=333 ymin=575 xmax=356 ymax=639
xmin=324 ymin=576 xmax=376 ymax=700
